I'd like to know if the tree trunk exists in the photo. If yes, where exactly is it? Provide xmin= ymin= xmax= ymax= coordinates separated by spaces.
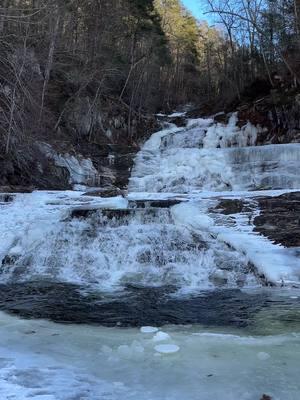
xmin=39 ymin=5 xmax=61 ymax=124
xmin=294 ymin=0 xmax=300 ymax=37
xmin=0 ymin=0 xmax=9 ymax=33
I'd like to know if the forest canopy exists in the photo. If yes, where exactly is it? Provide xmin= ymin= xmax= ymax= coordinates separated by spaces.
xmin=0 ymin=0 xmax=299 ymax=154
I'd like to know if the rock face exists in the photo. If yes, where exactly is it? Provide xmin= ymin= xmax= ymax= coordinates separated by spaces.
xmin=213 ymin=199 xmax=252 ymax=215
xmin=0 ymin=47 xmax=158 ymax=192
xmin=0 ymin=194 xmax=15 ymax=203
xmin=83 ymin=187 xmax=124 ymax=198
xmin=254 ymin=192 xmax=300 ymax=247
xmin=233 ymin=85 xmax=300 ymax=145
xmin=213 ymin=193 xmax=300 ymax=249
xmin=260 ymin=395 xmax=272 ymax=400
xmin=0 ymin=126 xmax=148 ymax=192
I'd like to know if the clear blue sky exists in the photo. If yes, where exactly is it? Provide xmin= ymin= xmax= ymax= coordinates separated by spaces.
xmin=181 ymin=0 xmax=207 ymax=20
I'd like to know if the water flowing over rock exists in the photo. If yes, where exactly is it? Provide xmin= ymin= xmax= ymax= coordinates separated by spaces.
xmin=1 ymin=115 xmax=300 ymax=292
xmin=0 ymin=113 xmax=299 ymax=399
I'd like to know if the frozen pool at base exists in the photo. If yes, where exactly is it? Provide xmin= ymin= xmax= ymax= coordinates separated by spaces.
xmin=0 ymin=310 xmax=299 ymax=400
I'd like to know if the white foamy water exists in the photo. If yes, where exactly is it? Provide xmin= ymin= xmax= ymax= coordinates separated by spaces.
xmin=0 ymin=191 xmax=256 ymax=291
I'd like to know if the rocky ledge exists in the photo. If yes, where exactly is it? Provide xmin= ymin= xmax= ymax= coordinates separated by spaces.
xmin=254 ymin=192 xmax=300 ymax=247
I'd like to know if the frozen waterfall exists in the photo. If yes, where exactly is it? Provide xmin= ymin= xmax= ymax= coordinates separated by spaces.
xmin=129 ymin=118 xmax=300 ymax=193
xmin=0 ymin=113 xmax=300 ymax=400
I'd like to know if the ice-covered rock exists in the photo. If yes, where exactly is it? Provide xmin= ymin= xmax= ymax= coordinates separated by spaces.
xmin=203 ymin=113 xmax=260 ymax=148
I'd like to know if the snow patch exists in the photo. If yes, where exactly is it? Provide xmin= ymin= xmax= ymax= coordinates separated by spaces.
xmin=141 ymin=326 xmax=159 ymax=334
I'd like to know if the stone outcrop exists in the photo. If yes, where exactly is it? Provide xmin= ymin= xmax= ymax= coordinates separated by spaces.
xmin=254 ymin=192 xmax=300 ymax=247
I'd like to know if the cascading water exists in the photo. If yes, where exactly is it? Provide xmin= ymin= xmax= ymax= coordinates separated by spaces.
xmin=129 ymin=117 xmax=300 ymax=193
xmin=0 ymin=113 xmax=299 ymax=399
xmin=0 ymin=191 xmax=257 ymax=292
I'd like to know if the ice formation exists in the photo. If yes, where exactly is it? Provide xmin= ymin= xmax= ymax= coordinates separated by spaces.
xmin=1 ymin=113 xmax=299 ymax=290
xmin=154 ymin=344 xmax=180 ymax=354
xmin=0 ymin=112 xmax=299 ymax=399
xmin=203 ymin=113 xmax=260 ymax=148
xmin=129 ymin=114 xmax=300 ymax=285
xmin=40 ymin=143 xmax=102 ymax=186
xmin=130 ymin=119 xmax=300 ymax=193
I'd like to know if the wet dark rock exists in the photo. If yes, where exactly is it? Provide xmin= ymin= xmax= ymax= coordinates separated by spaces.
xmin=82 ymin=143 xmax=138 ymax=190
xmin=170 ymin=116 xmax=187 ymax=127
xmin=254 ymin=192 xmax=300 ymax=247
xmin=37 ymin=161 xmax=71 ymax=190
xmin=70 ymin=208 xmax=133 ymax=219
xmin=1 ymin=255 xmax=19 ymax=266
xmin=155 ymin=113 xmax=187 ymax=127
xmin=69 ymin=208 xmax=99 ymax=219
xmin=69 ymin=207 xmax=166 ymax=222
xmin=214 ymin=112 xmax=230 ymax=124
xmin=212 ymin=193 xmax=300 ymax=249
xmin=128 ymin=199 xmax=183 ymax=209
xmin=100 ymin=209 xmax=133 ymax=219
xmin=114 ymin=153 xmax=137 ymax=189
xmin=213 ymin=199 xmax=253 ymax=215
xmin=260 ymin=395 xmax=272 ymax=400
xmin=0 ymin=193 xmax=15 ymax=203
xmin=0 ymin=186 xmax=34 ymax=193
xmin=0 ymin=148 xmax=71 ymax=191
xmin=83 ymin=187 xmax=124 ymax=198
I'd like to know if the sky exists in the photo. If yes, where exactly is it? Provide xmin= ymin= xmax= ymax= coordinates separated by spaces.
xmin=181 ymin=0 xmax=207 ymax=20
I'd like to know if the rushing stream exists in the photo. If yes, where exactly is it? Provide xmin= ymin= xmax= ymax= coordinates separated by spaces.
xmin=0 ymin=115 xmax=299 ymax=399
